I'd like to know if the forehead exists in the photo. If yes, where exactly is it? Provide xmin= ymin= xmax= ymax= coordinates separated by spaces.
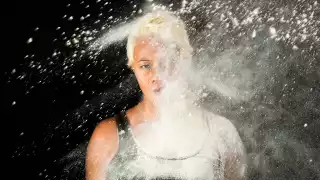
xmin=133 ymin=37 xmax=179 ymax=62
xmin=134 ymin=37 xmax=163 ymax=56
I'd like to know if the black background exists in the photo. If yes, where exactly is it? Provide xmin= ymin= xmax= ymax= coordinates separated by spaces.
xmin=6 ymin=0 xmax=142 ymax=179
xmin=6 ymin=0 xmax=320 ymax=180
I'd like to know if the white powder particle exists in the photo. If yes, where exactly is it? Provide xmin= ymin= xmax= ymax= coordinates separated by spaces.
xmin=27 ymin=38 xmax=33 ymax=44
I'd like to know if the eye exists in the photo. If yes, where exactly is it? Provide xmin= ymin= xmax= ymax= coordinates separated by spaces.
xmin=140 ymin=64 xmax=152 ymax=70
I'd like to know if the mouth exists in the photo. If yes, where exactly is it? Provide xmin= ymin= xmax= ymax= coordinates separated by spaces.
xmin=152 ymin=81 xmax=166 ymax=94
xmin=153 ymin=87 xmax=162 ymax=94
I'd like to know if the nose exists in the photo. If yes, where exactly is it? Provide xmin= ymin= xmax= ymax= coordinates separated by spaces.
xmin=152 ymin=75 xmax=163 ymax=88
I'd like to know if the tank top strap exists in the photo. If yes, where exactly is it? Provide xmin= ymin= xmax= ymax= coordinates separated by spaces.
xmin=115 ymin=111 xmax=129 ymax=133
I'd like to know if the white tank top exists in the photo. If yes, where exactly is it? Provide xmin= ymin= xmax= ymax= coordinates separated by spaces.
xmin=107 ymin=111 xmax=243 ymax=180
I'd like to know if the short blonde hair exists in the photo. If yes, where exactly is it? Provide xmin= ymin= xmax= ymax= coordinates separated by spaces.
xmin=126 ymin=10 xmax=193 ymax=66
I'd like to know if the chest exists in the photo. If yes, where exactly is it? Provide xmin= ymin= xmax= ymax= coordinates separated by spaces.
xmin=108 ymin=133 xmax=223 ymax=180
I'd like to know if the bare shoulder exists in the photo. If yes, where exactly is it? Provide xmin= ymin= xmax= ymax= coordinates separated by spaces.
xmin=205 ymin=112 xmax=244 ymax=148
xmin=87 ymin=117 xmax=119 ymax=157
xmin=204 ymin=112 xmax=238 ymax=133
xmin=91 ymin=117 xmax=118 ymax=138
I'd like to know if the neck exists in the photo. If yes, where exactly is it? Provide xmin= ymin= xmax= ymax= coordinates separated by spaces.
xmin=139 ymin=98 xmax=158 ymax=121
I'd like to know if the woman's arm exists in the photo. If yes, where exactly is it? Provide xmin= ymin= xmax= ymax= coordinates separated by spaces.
xmin=86 ymin=118 xmax=118 ymax=180
xmin=223 ymin=145 xmax=247 ymax=180
xmin=219 ymin=119 xmax=247 ymax=180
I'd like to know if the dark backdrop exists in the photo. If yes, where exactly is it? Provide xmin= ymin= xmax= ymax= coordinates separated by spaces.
xmin=5 ymin=0 xmax=320 ymax=180
xmin=5 ymin=0 xmax=143 ymax=179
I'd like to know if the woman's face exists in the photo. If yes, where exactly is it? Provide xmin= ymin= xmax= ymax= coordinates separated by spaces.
xmin=131 ymin=37 xmax=179 ymax=102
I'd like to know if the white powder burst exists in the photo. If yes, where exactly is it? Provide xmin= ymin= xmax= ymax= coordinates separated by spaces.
xmin=54 ymin=1 xmax=319 ymax=179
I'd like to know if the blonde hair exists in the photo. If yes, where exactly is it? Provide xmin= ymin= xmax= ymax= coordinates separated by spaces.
xmin=126 ymin=10 xmax=193 ymax=66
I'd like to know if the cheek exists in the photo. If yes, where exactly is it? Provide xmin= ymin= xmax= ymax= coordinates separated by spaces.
xmin=135 ymin=70 xmax=152 ymax=87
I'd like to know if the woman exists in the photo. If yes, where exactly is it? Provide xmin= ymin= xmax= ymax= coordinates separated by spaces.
xmin=86 ymin=10 xmax=247 ymax=180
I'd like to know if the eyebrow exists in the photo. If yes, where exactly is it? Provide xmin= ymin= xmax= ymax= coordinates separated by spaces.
xmin=139 ymin=59 xmax=151 ymax=62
